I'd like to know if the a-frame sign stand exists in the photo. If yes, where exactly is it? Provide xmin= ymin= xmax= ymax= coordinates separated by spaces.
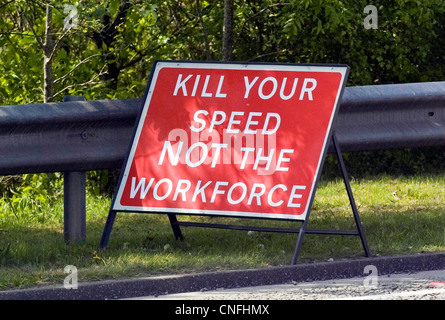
xmin=141 ymin=132 xmax=371 ymax=264
xmin=291 ymin=132 xmax=370 ymax=264
xmin=99 ymin=131 xmax=371 ymax=264
xmin=99 ymin=61 xmax=371 ymax=265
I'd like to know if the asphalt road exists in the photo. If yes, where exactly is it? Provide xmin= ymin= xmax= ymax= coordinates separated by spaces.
xmin=138 ymin=269 xmax=445 ymax=300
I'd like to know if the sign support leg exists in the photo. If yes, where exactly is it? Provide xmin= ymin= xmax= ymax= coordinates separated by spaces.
xmin=291 ymin=133 xmax=371 ymax=264
xmin=332 ymin=132 xmax=371 ymax=258
xmin=168 ymin=214 xmax=184 ymax=240
xmin=291 ymin=221 xmax=308 ymax=265
xmin=99 ymin=210 xmax=117 ymax=249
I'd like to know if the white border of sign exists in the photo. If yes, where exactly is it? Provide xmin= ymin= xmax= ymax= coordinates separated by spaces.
xmin=111 ymin=61 xmax=349 ymax=222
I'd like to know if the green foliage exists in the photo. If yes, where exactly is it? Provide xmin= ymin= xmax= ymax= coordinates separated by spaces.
xmin=2 ymin=0 xmax=445 ymax=103
xmin=0 ymin=173 xmax=63 ymax=224
xmin=322 ymin=147 xmax=445 ymax=180
xmin=1 ymin=1 xmax=445 ymax=213
xmin=86 ymin=169 xmax=120 ymax=196
xmin=228 ymin=0 xmax=445 ymax=85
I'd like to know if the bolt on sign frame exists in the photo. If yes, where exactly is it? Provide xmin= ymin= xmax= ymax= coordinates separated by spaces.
xmin=99 ymin=60 xmax=370 ymax=264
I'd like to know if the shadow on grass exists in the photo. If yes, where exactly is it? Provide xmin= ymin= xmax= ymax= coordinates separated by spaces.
xmin=0 ymin=205 xmax=444 ymax=290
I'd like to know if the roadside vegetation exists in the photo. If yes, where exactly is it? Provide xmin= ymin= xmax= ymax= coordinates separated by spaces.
xmin=0 ymin=170 xmax=444 ymax=290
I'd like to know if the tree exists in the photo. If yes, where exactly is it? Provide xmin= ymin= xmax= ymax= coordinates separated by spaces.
xmin=0 ymin=0 xmax=105 ymax=103
xmin=2 ymin=0 xmax=445 ymax=105
xmin=91 ymin=0 xmax=133 ymax=90
xmin=222 ymin=0 xmax=233 ymax=61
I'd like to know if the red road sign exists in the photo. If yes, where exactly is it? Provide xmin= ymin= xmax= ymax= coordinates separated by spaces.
xmin=113 ymin=61 xmax=349 ymax=221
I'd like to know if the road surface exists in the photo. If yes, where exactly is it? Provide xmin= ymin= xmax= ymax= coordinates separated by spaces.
xmin=135 ymin=269 xmax=445 ymax=300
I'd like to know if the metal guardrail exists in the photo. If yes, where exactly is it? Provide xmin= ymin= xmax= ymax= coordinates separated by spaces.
xmin=334 ymin=81 xmax=445 ymax=152
xmin=1 ymin=82 xmax=444 ymax=175
xmin=1 ymin=81 xmax=444 ymax=242
xmin=0 ymin=97 xmax=140 ymax=175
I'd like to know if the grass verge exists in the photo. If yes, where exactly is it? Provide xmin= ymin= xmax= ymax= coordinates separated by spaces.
xmin=0 ymin=174 xmax=444 ymax=290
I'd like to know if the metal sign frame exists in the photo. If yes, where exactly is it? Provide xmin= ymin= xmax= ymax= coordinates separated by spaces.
xmin=99 ymin=60 xmax=370 ymax=264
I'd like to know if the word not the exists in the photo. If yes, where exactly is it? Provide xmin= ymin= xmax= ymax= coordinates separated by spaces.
xmin=159 ymin=126 xmax=280 ymax=173
xmin=159 ymin=141 xmax=292 ymax=171
xmin=173 ymin=74 xmax=317 ymax=101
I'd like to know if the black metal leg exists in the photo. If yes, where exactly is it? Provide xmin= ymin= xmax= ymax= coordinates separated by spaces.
xmin=332 ymin=133 xmax=371 ymax=257
xmin=168 ymin=214 xmax=184 ymax=240
xmin=291 ymin=222 xmax=307 ymax=264
xmin=99 ymin=210 xmax=117 ymax=249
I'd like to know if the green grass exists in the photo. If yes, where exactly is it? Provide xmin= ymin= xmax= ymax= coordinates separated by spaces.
xmin=0 ymin=174 xmax=444 ymax=290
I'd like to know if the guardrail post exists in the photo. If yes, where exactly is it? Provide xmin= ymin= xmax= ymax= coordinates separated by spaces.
xmin=63 ymin=96 xmax=86 ymax=243
xmin=64 ymin=171 xmax=86 ymax=243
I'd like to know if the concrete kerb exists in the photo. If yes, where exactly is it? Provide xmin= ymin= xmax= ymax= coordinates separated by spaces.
xmin=1 ymin=252 xmax=445 ymax=300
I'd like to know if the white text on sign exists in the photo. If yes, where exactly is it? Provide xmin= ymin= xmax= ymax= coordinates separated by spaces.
xmin=173 ymin=74 xmax=317 ymax=101
xmin=129 ymin=177 xmax=306 ymax=208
